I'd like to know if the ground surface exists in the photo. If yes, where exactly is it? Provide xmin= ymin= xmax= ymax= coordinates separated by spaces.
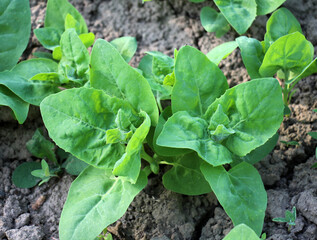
xmin=0 ymin=0 xmax=317 ymax=239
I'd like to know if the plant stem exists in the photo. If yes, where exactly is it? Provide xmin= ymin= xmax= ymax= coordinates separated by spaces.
xmin=283 ymin=70 xmax=290 ymax=106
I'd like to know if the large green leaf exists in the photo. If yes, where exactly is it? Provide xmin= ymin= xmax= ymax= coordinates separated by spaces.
xmin=110 ymin=37 xmax=137 ymax=63
xmin=259 ymin=32 xmax=314 ymax=78
xmin=206 ymin=41 xmax=238 ymax=65
xmin=214 ymin=0 xmax=257 ymax=35
xmin=200 ymin=7 xmax=230 ymax=37
xmin=236 ymin=37 xmax=264 ymax=79
xmin=34 ymin=27 xmax=62 ymax=50
xmin=255 ymin=0 xmax=286 ymax=15
xmin=45 ymin=0 xmax=87 ymax=34
xmin=204 ymin=78 xmax=283 ymax=157
xmin=162 ymin=153 xmax=211 ymax=195
xmin=172 ymin=46 xmax=228 ymax=116
xmin=90 ymin=39 xmax=158 ymax=125
xmin=0 ymin=85 xmax=29 ymax=124
xmin=0 ymin=0 xmax=31 ymax=71
xmin=113 ymin=112 xmax=151 ymax=184
xmin=264 ymin=8 xmax=302 ymax=47
xmin=223 ymin=224 xmax=260 ymax=240
xmin=201 ymin=162 xmax=267 ymax=235
xmin=157 ymin=111 xmax=232 ymax=166
xmin=0 ymin=71 xmax=60 ymax=106
xmin=59 ymin=167 xmax=147 ymax=240
xmin=40 ymin=87 xmax=139 ymax=169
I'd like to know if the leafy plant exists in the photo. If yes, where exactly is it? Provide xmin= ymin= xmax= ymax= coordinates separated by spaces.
xmin=273 ymin=206 xmax=297 ymax=231
xmin=40 ymin=37 xmax=284 ymax=239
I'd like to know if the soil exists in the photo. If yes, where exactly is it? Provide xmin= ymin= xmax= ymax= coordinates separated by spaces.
xmin=0 ymin=0 xmax=317 ymax=239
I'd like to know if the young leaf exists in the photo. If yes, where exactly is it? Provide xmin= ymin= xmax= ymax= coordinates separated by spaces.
xmin=214 ymin=0 xmax=257 ymax=35
xmin=256 ymin=0 xmax=286 ymax=16
xmin=0 ymin=0 xmax=31 ymax=71
xmin=200 ymin=7 xmax=230 ymax=37
xmin=236 ymin=37 xmax=264 ymax=79
xmin=259 ymin=32 xmax=314 ymax=78
xmin=110 ymin=37 xmax=138 ymax=63
xmin=206 ymin=41 xmax=238 ymax=65
xmin=62 ymin=155 xmax=88 ymax=176
xmin=45 ymin=0 xmax=88 ymax=34
xmin=223 ymin=224 xmax=260 ymax=240
xmin=201 ymin=162 xmax=267 ymax=235
xmin=172 ymin=45 xmax=228 ymax=116
xmin=65 ymin=13 xmax=81 ymax=34
xmin=59 ymin=167 xmax=148 ymax=240
xmin=162 ymin=152 xmax=212 ymax=195
xmin=0 ymin=85 xmax=29 ymax=124
xmin=12 ymin=162 xmax=41 ymax=188
xmin=40 ymin=87 xmax=138 ymax=169
xmin=34 ymin=27 xmax=62 ymax=50
xmin=90 ymin=39 xmax=159 ymax=125
xmin=79 ymin=32 xmax=95 ymax=48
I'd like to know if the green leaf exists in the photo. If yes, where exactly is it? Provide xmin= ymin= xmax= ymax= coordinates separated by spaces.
xmin=286 ymin=58 xmax=317 ymax=85
xmin=65 ymin=13 xmax=81 ymax=34
xmin=26 ymin=129 xmax=57 ymax=165
xmin=204 ymin=78 xmax=284 ymax=157
xmin=223 ymin=224 xmax=260 ymax=240
xmin=40 ymin=87 xmax=137 ymax=169
xmin=45 ymin=0 xmax=87 ymax=34
xmin=280 ymin=140 xmax=299 ymax=146
xmin=90 ymin=39 xmax=159 ymax=126
xmin=259 ymin=32 xmax=314 ymax=78
xmin=33 ymin=52 xmax=53 ymax=59
xmin=157 ymin=111 xmax=232 ymax=166
xmin=264 ymin=8 xmax=302 ymax=47
xmin=172 ymin=45 xmax=228 ymax=116
xmin=162 ymin=152 xmax=211 ymax=195
xmin=308 ymin=132 xmax=317 ymax=140
xmin=0 ymin=85 xmax=29 ymax=124
xmin=0 ymin=0 xmax=31 ymax=71
xmin=201 ymin=162 xmax=267 ymax=235
xmin=236 ymin=36 xmax=264 ymax=79
xmin=34 ymin=27 xmax=62 ymax=50
xmin=214 ymin=0 xmax=257 ymax=35
xmin=200 ymin=7 xmax=230 ymax=37
xmin=62 ymin=155 xmax=88 ymax=176
xmin=0 ymin=71 xmax=60 ymax=106
xmin=79 ymin=32 xmax=95 ymax=48
xmin=146 ymin=51 xmax=174 ymax=78
xmin=112 ymin=112 xmax=151 ymax=184
xmin=12 ymin=162 xmax=41 ymax=188
xmin=110 ymin=37 xmax=138 ymax=63
xmin=59 ymin=167 xmax=147 ymax=240
xmin=256 ymin=0 xmax=286 ymax=15
xmin=206 ymin=41 xmax=238 ymax=65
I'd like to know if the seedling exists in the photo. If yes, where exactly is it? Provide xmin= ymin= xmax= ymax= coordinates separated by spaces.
xmin=280 ymin=141 xmax=299 ymax=146
xmin=31 ymin=160 xmax=58 ymax=186
xmin=308 ymin=110 xmax=317 ymax=168
xmin=273 ymin=206 xmax=297 ymax=231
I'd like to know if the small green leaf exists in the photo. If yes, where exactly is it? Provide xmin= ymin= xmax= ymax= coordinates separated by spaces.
xmin=280 ymin=140 xmax=299 ymax=146
xmin=12 ymin=162 xmax=41 ymax=188
xmin=200 ymin=7 xmax=230 ymax=37
xmin=62 ymin=155 xmax=88 ymax=176
xmin=65 ymin=13 xmax=81 ymax=34
xmin=206 ymin=41 xmax=238 ymax=65
xmin=201 ymin=162 xmax=267 ymax=235
xmin=33 ymin=52 xmax=53 ymax=59
xmin=110 ymin=37 xmax=138 ymax=63
xmin=256 ymin=0 xmax=286 ymax=15
xmin=223 ymin=224 xmax=260 ymax=240
xmin=34 ymin=27 xmax=62 ymax=50
xmin=308 ymin=132 xmax=317 ymax=140
xmin=79 ymin=32 xmax=95 ymax=48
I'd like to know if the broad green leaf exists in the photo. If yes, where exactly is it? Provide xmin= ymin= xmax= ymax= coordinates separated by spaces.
xmin=152 ymin=107 xmax=191 ymax=156
xmin=214 ymin=0 xmax=257 ymax=35
xmin=59 ymin=167 xmax=147 ymax=240
xmin=112 ymin=112 xmax=151 ymax=184
xmin=45 ymin=0 xmax=87 ymax=34
xmin=172 ymin=46 xmax=228 ymax=116
xmin=79 ymin=32 xmax=95 ymax=48
xmin=62 ymin=155 xmax=88 ymax=176
xmin=12 ymin=58 xmax=58 ymax=79
xmin=204 ymin=78 xmax=284 ymax=157
xmin=0 ymin=85 xmax=29 ymax=124
xmin=0 ymin=71 xmax=59 ymax=106
xmin=201 ymin=162 xmax=267 ymax=235
xmin=206 ymin=41 xmax=238 ymax=65
xmin=34 ymin=27 xmax=62 ymax=50
xmin=256 ymin=0 xmax=286 ymax=15
xmin=260 ymin=32 xmax=314 ymax=78
xmin=110 ymin=37 xmax=138 ymax=63
xmin=90 ymin=39 xmax=159 ymax=126
xmin=200 ymin=7 xmax=230 ymax=37
xmin=26 ymin=129 xmax=57 ymax=165
xmin=264 ymin=8 xmax=302 ymax=47
xmin=12 ymin=162 xmax=41 ymax=188
xmin=236 ymin=37 xmax=264 ymax=79
xmin=0 ymin=0 xmax=31 ymax=71
xmin=40 ymin=87 xmax=138 ymax=169
xmin=223 ymin=224 xmax=260 ymax=240
xmin=157 ymin=111 xmax=232 ymax=166
xmin=162 ymin=152 xmax=211 ymax=195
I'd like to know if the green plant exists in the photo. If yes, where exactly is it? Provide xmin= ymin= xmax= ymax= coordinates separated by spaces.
xmin=222 ymin=224 xmax=261 ymax=240
xmin=39 ymin=37 xmax=284 ymax=239
xmin=309 ymin=109 xmax=317 ymax=168
xmin=273 ymin=206 xmax=297 ymax=231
